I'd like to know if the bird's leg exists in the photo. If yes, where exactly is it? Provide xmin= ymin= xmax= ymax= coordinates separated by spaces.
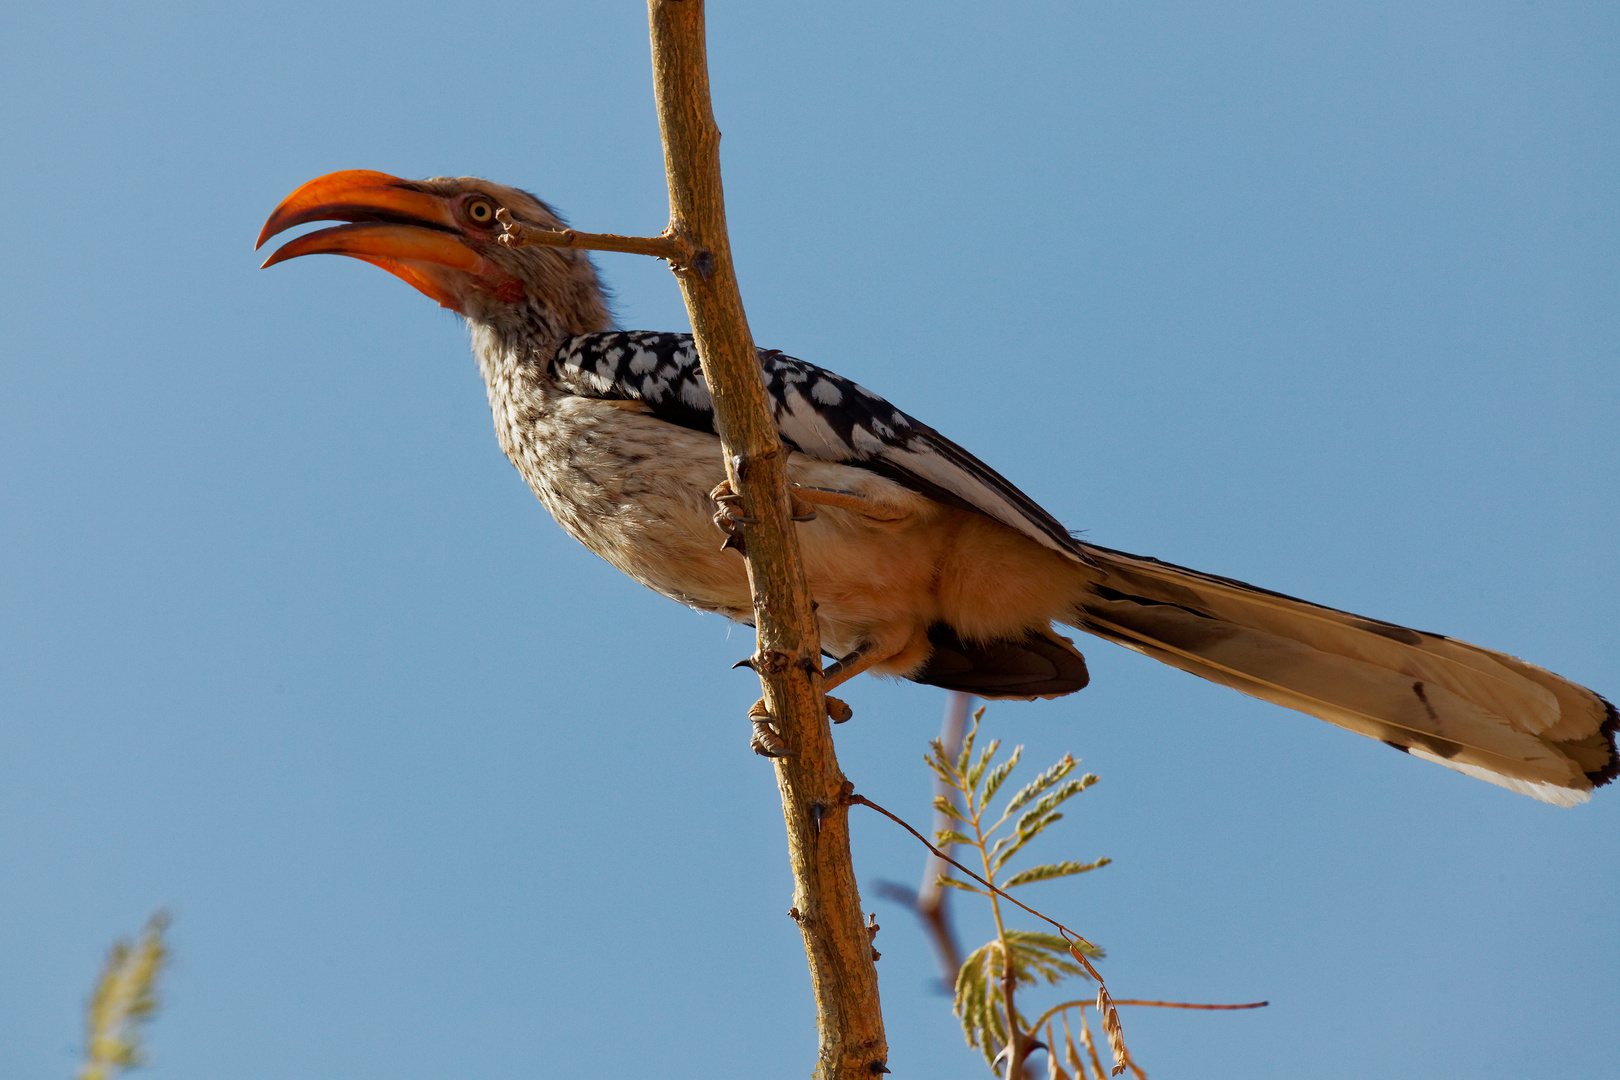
xmin=788 ymin=483 xmax=910 ymax=522
xmin=821 ymin=642 xmax=886 ymax=694
xmin=819 ymin=647 xmax=869 ymax=689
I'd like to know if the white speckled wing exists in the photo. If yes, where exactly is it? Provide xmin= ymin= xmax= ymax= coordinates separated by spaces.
xmin=550 ymin=332 xmax=1091 ymax=563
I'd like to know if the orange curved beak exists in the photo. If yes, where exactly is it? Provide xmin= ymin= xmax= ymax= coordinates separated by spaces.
xmin=258 ymin=170 xmax=498 ymax=312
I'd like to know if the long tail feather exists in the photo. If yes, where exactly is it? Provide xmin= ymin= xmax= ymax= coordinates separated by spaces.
xmin=1067 ymin=545 xmax=1617 ymax=805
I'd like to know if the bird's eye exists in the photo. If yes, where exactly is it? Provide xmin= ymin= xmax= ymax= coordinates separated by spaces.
xmin=465 ymin=198 xmax=496 ymax=225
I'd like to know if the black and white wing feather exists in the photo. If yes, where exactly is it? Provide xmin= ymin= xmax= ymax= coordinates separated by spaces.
xmin=552 ymin=332 xmax=1091 ymax=563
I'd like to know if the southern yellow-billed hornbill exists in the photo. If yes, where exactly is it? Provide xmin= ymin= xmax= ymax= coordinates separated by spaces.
xmin=258 ymin=170 xmax=1615 ymax=804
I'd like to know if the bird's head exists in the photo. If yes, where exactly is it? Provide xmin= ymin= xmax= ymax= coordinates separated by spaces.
xmin=257 ymin=170 xmax=612 ymax=344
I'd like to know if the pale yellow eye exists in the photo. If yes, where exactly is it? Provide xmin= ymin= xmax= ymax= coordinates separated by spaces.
xmin=465 ymin=198 xmax=495 ymax=225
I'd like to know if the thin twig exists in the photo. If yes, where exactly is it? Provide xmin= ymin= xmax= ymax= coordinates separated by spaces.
xmin=1028 ymin=998 xmax=1268 ymax=1044
xmin=495 ymin=208 xmax=696 ymax=265
xmin=1113 ymin=999 xmax=1269 ymax=1010
xmin=919 ymin=692 xmax=970 ymax=978
xmin=871 ymin=693 xmax=971 ymax=992
xmin=848 ymin=794 xmax=1105 ymax=971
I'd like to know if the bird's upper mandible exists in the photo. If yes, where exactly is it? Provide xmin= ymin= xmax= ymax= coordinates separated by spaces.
xmin=256 ymin=170 xmax=609 ymax=333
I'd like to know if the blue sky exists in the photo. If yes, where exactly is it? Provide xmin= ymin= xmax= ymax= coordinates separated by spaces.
xmin=2 ymin=2 xmax=1615 ymax=1077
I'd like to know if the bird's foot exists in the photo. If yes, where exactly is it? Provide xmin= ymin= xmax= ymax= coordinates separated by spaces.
xmin=710 ymin=480 xmax=819 ymax=555
xmin=826 ymin=695 xmax=853 ymax=723
xmin=710 ymin=480 xmax=753 ymax=554
xmin=748 ymin=699 xmax=793 ymax=758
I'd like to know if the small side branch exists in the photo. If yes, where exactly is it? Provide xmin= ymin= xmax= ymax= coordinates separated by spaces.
xmin=1028 ymin=997 xmax=1268 ymax=1038
xmin=919 ymin=692 xmax=970 ymax=979
xmin=495 ymin=208 xmax=697 ymax=267
xmin=849 ymin=793 xmax=1104 ymax=961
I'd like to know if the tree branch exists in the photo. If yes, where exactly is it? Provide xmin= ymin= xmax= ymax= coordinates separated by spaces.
xmin=645 ymin=3 xmax=887 ymax=1078
xmin=495 ymin=210 xmax=696 ymax=267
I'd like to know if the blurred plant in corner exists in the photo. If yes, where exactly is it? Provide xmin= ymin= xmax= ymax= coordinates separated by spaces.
xmin=78 ymin=912 xmax=169 ymax=1080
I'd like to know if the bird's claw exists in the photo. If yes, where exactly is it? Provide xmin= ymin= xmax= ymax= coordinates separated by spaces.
xmin=710 ymin=480 xmax=750 ymax=555
xmin=748 ymin=699 xmax=793 ymax=758
xmin=826 ymin=695 xmax=853 ymax=724
xmin=710 ymin=480 xmax=818 ymax=553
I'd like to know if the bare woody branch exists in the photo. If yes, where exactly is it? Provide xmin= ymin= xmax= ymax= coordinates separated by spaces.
xmin=645 ymin=3 xmax=887 ymax=1079
xmin=495 ymin=208 xmax=696 ymax=267
xmin=490 ymin=8 xmax=888 ymax=1073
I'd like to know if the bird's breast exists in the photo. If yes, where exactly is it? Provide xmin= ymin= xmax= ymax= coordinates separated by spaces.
xmin=497 ymin=387 xmax=755 ymax=617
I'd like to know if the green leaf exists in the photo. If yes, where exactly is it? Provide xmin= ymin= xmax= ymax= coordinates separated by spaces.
xmin=1000 ymin=754 xmax=1078 ymax=818
xmin=1002 ymin=858 xmax=1112 ymax=888
xmin=953 ymin=943 xmax=985 ymax=1048
xmin=1014 ymin=802 xmax=1066 ymax=840
xmin=1005 ymin=930 xmax=1087 ymax=985
xmin=955 ymin=940 xmax=1008 ymax=1065
xmin=954 ymin=709 xmax=984 ymax=778
xmin=936 ymin=875 xmax=990 ymax=896
xmin=966 ymin=738 xmax=1001 ymax=795
xmin=1018 ymin=775 xmax=1098 ymax=830
xmin=932 ymin=794 xmax=966 ymax=822
xmin=982 ymin=744 xmax=1023 ymax=804
xmin=992 ymin=812 xmax=1064 ymax=872
xmin=933 ymin=829 xmax=975 ymax=847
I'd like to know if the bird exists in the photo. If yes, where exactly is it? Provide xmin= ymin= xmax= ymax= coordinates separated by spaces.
xmin=257 ymin=169 xmax=1615 ymax=805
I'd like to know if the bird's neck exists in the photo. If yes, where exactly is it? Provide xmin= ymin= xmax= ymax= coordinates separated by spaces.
xmin=470 ymin=323 xmax=556 ymax=460
xmin=467 ymin=255 xmax=613 ymax=460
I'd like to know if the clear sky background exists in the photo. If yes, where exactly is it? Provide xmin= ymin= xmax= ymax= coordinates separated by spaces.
xmin=2 ymin=2 xmax=1615 ymax=1077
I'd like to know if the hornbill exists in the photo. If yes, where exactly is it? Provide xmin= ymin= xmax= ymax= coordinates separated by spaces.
xmin=258 ymin=170 xmax=1616 ymax=805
